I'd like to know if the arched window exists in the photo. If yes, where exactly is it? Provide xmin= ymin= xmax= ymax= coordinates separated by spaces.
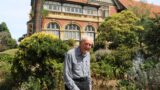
xmin=85 ymin=25 xmax=95 ymax=40
xmin=64 ymin=24 xmax=80 ymax=40
xmin=47 ymin=22 xmax=60 ymax=38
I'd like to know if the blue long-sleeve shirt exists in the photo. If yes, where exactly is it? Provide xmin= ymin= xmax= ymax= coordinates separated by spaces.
xmin=63 ymin=47 xmax=91 ymax=90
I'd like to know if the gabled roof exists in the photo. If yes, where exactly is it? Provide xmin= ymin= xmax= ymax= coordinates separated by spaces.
xmin=118 ymin=0 xmax=160 ymax=17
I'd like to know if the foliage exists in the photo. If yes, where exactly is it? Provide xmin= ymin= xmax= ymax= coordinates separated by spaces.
xmin=118 ymin=79 xmax=136 ymax=90
xmin=135 ymin=17 xmax=153 ymax=48
xmin=19 ymin=76 xmax=41 ymax=90
xmin=64 ymin=39 xmax=76 ymax=48
xmin=18 ymin=34 xmax=27 ymax=42
xmin=91 ymin=62 xmax=114 ymax=79
xmin=42 ymin=9 xmax=49 ymax=18
xmin=0 ymin=22 xmax=17 ymax=51
xmin=93 ymin=9 xmax=160 ymax=90
xmin=0 ymin=44 xmax=7 ymax=52
xmin=11 ymin=32 xmax=69 ymax=89
xmin=0 ymin=49 xmax=18 ymax=56
xmin=0 ymin=53 xmax=14 ymax=62
xmin=141 ymin=59 xmax=158 ymax=70
xmin=96 ymin=10 xmax=143 ymax=49
xmin=94 ymin=11 xmax=141 ymax=79
xmin=0 ymin=75 xmax=13 ymax=90
xmin=93 ymin=45 xmax=135 ymax=79
xmin=129 ymin=3 xmax=154 ymax=49
xmin=94 ymin=17 xmax=111 ymax=51
xmin=144 ymin=16 xmax=160 ymax=57
xmin=0 ymin=22 xmax=10 ymax=33
xmin=0 ymin=32 xmax=15 ymax=51
xmin=110 ymin=46 xmax=134 ymax=76
xmin=94 ymin=33 xmax=108 ymax=51
xmin=0 ymin=53 xmax=14 ymax=90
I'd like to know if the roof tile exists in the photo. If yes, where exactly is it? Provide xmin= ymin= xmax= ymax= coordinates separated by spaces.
xmin=119 ymin=0 xmax=160 ymax=17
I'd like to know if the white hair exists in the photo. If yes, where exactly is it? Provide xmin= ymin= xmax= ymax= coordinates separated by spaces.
xmin=80 ymin=35 xmax=93 ymax=43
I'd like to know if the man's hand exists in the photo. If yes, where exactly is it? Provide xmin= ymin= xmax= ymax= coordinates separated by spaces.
xmin=90 ymin=85 xmax=92 ymax=90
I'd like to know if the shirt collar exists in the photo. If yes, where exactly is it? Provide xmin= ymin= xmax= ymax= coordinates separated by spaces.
xmin=76 ymin=46 xmax=87 ymax=57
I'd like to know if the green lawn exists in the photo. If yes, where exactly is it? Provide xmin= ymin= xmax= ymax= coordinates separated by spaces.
xmin=0 ymin=49 xmax=18 ymax=56
xmin=0 ymin=49 xmax=17 ymax=89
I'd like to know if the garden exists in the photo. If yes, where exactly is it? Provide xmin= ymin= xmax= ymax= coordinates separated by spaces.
xmin=0 ymin=10 xmax=160 ymax=90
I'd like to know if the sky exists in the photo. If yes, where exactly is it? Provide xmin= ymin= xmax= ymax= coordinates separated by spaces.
xmin=0 ymin=0 xmax=160 ymax=42
xmin=0 ymin=0 xmax=30 ymax=41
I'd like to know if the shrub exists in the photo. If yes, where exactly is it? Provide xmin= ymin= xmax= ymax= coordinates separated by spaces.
xmin=11 ymin=32 xmax=69 ymax=90
xmin=64 ymin=39 xmax=76 ymax=48
xmin=93 ymin=45 xmax=135 ymax=79
xmin=94 ymin=33 xmax=108 ymax=51
xmin=0 ymin=53 xmax=14 ymax=90
xmin=0 ymin=53 xmax=14 ymax=62
xmin=118 ymin=79 xmax=136 ymax=90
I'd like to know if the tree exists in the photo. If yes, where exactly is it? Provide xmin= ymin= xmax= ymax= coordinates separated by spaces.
xmin=0 ymin=22 xmax=17 ymax=51
xmin=144 ymin=16 xmax=160 ymax=58
xmin=128 ymin=3 xmax=155 ymax=48
xmin=0 ymin=32 xmax=17 ymax=51
xmin=93 ymin=10 xmax=144 ymax=79
xmin=96 ymin=10 xmax=144 ymax=49
xmin=0 ymin=22 xmax=10 ymax=34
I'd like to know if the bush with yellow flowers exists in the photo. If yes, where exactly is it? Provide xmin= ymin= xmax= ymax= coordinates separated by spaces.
xmin=11 ymin=32 xmax=69 ymax=90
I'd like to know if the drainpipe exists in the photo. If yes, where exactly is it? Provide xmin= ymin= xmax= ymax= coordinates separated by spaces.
xmin=34 ymin=0 xmax=43 ymax=32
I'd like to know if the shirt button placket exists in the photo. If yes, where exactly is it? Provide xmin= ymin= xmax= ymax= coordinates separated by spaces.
xmin=82 ymin=58 xmax=85 ymax=77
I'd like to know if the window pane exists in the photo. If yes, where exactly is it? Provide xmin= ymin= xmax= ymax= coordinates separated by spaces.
xmin=84 ymin=32 xmax=94 ymax=40
xmin=63 ymin=3 xmax=82 ymax=14
xmin=85 ymin=25 xmax=95 ymax=41
xmin=85 ymin=25 xmax=95 ymax=31
xmin=64 ymin=24 xmax=80 ymax=40
xmin=44 ymin=1 xmax=61 ymax=12
xmin=46 ymin=23 xmax=60 ymax=38
xmin=83 ymin=6 xmax=97 ymax=16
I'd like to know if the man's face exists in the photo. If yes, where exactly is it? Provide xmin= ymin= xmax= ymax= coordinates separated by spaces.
xmin=80 ymin=39 xmax=93 ymax=54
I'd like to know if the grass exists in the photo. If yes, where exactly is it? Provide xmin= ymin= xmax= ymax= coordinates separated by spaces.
xmin=0 ymin=48 xmax=18 ymax=56
xmin=0 ymin=49 xmax=16 ymax=89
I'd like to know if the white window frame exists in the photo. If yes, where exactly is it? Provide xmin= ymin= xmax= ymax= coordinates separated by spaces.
xmin=44 ymin=1 xmax=61 ymax=12
xmin=83 ymin=6 xmax=97 ymax=16
xmin=84 ymin=25 xmax=95 ymax=40
xmin=64 ymin=24 xmax=80 ymax=40
xmin=46 ymin=22 xmax=60 ymax=38
xmin=63 ymin=3 xmax=82 ymax=14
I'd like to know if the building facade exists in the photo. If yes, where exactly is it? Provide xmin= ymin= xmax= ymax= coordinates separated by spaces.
xmin=27 ymin=0 xmax=160 ymax=41
xmin=27 ymin=0 xmax=117 ymax=41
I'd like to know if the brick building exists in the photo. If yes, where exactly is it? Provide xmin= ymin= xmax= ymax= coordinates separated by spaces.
xmin=27 ymin=0 xmax=117 ymax=41
xmin=27 ymin=0 xmax=160 ymax=41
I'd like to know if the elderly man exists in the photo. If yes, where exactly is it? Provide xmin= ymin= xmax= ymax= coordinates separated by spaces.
xmin=64 ymin=36 xmax=93 ymax=90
